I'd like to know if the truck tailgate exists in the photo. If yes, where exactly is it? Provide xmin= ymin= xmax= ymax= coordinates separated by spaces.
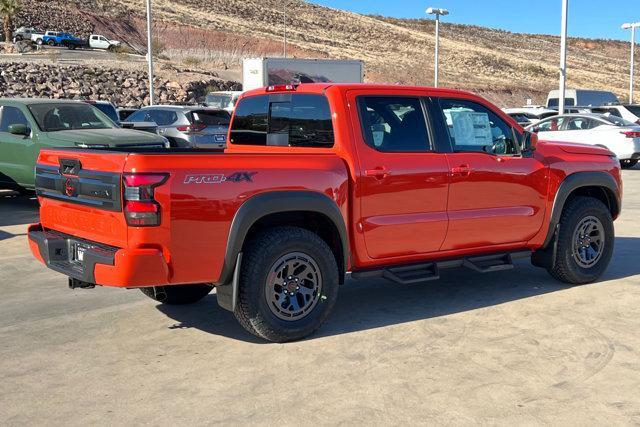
xmin=35 ymin=149 xmax=129 ymax=248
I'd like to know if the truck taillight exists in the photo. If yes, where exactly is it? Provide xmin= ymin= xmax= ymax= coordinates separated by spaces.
xmin=123 ymin=173 xmax=168 ymax=226
xmin=621 ymin=130 xmax=640 ymax=138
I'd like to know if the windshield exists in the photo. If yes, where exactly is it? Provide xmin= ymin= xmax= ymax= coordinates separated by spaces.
xmin=625 ymin=105 xmax=640 ymax=117
xmin=548 ymin=98 xmax=575 ymax=108
xmin=190 ymin=110 xmax=231 ymax=126
xmin=601 ymin=115 xmax=638 ymax=127
xmin=28 ymin=103 xmax=115 ymax=132
xmin=205 ymin=94 xmax=233 ymax=109
xmin=90 ymin=103 xmax=119 ymax=123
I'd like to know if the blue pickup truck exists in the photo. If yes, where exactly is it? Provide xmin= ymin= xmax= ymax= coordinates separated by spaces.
xmin=42 ymin=32 xmax=83 ymax=46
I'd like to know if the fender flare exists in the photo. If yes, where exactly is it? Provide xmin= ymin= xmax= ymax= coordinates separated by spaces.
xmin=533 ymin=171 xmax=620 ymax=268
xmin=216 ymin=191 xmax=349 ymax=311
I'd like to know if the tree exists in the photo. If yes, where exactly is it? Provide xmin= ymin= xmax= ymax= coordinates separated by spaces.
xmin=0 ymin=0 xmax=21 ymax=42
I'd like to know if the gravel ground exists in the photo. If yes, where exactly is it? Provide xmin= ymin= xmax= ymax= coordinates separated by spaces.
xmin=0 ymin=167 xmax=639 ymax=425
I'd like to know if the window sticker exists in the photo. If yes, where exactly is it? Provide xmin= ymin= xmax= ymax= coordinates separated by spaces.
xmin=448 ymin=109 xmax=493 ymax=146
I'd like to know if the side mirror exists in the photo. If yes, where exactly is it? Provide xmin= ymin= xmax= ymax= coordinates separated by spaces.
xmin=8 ymin=123 xmax=30 ymax=137
xmin=521 ymin=131 xmax=538 ymax=154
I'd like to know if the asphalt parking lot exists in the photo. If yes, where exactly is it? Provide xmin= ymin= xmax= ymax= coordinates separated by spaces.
xmin=1 ymin=168 xmax=639 ymax=425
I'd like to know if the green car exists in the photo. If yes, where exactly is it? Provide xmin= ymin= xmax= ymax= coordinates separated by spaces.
xmin=0 ymin=98 xmax=169 ymax=191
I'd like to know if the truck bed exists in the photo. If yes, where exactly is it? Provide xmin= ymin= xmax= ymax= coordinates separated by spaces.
xmin=31 ymin=147 xmax=349 ymax=287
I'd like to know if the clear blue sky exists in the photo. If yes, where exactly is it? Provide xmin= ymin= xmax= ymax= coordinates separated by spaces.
xmin=309 ymin=0 xmax=639 ymax=41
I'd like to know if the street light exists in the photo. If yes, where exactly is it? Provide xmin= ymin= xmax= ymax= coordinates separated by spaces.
xmin=426 ymin=7 xmax=449 ymax=88
xmin=145 ymin=0 xmax=155 ymax=106
xmin=283 ymin=1 xmax=288 ymax=58
xmin=622 ymin=22 xmax=640 ymax=104
xmin=558 ymin=0 xmax=568 ymax=114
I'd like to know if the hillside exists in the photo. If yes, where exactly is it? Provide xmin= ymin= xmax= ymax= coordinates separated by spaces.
xmin=7 ymin=0 xmax=638 ymax=106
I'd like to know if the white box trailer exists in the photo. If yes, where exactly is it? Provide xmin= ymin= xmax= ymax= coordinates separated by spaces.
xmin=242 ymin=58 xmax=364 ymax=92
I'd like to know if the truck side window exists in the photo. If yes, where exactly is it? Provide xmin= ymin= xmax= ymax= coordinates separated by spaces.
xmin=230 ymin=95 xmax=269 ymax=145
xmin=268 ymin=94 xmax=334 ymax=147
xmin=0 ymin=106 xmax=29 ymax=132
xmin=440 ymin=99 xmax=519 ymax=155
xmin=357 ymin=97 xmax=430 ymax=152
xmin=231 ymin=94 xmax=334 ymax=147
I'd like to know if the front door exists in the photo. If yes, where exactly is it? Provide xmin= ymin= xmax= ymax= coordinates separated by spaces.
xmin=0 ymin=106 xmax=37 ymax=187
xmin=434 ymin=98 xmax=548 ymax=250
xmin=350 ymin=92 xmax=450 ymax=259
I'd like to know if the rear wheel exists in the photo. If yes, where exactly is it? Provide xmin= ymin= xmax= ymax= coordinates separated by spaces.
xmin=548 ymin=197 xmax=614 ymax=284
xmin=234 ymin=226 xmax=339 ymax=342
xmin=47 ymin=40 xmax=56 ymax=46
xmin=36 ymin=38 xmax=43 ymax=45
xmin=621 ymin=159 xmax=638 ymax=169
xmin=140 ymin=284 xmax=213 ymax=305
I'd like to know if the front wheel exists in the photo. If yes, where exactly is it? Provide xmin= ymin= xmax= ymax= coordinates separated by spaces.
xmin=47 ymin=40 xmax=56 ymax=46
xmin=621 ymin=159 xmax=638 ymax=169
xmin=234 ymin=226 xmax=340 ymax=342
xmin=547 ymin=197 xmax=614 ymax=284
xmin=36 ymin=38 xmax=43 ymax=45
xmin=140 ymin=284 xmax=213 ymax=305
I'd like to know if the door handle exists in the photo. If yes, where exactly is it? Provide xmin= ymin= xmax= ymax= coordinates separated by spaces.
xmin=450 ymin=164 xmax=471 ymax=176
xmin=365 ymin=167 xmax=390 ymax=179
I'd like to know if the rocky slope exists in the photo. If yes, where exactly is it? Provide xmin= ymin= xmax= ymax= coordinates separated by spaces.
xmin=0 ymin=62 xmax=240 ymax=107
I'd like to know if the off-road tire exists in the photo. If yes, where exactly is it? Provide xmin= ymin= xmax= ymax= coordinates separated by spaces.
xmin=621 ymin=159 xmax=638 ymax=169
xmin=548 ymin=196 xmax=614 ymax=284
xmin=140 ymin=284 xmax=213 ymax=305
xmin=234 ymin=226 xmax=340 ymax=343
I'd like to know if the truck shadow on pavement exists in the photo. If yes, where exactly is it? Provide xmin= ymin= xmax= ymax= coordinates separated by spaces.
xmin=157 ymin=236 xmax=640 ymax=343
xmin=0 ymin=191 xmax=39 ymax=227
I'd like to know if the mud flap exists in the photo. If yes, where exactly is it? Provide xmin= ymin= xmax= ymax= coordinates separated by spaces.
xmin=216 ymin=253 xmax=242 ymax=312
xmin=532 ymin=224 xmax=560 ymax=269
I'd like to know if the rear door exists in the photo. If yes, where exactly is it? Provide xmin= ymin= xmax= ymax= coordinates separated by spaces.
xmin=434 ymin=98 xmax=547 ymax=250
xmin=0 ymin=105 xmax=37 ymax=187
xmin=349 ymin=91 xmax=450 ymax=259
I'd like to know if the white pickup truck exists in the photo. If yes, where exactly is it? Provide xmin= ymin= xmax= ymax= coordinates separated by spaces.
xmin=60 ymin=34 xmax=121 ymax=50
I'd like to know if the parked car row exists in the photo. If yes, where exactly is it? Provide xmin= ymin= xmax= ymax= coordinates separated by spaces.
xmin=11 ymin=27 xmax=120 ymax=50
xmin=0 ymin=96 xmax=235 ymax=192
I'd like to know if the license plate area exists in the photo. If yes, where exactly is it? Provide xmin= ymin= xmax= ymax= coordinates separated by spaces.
xmin=214 ymin=134 xmax=226 ymax=143
xmin=72 ymin=242 xmax=92 ymax=264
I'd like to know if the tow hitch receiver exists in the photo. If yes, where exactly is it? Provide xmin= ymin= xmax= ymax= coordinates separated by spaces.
xmin=69 ymin=278 xmax=96 ymax=289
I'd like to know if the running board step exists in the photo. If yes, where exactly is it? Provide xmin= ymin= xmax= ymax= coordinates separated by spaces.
xmin=383 ymin=263 xmax=439 ymax=285
xmin=462 ymin=253 xmax=514 ymax=273
xmin=351 ymin=251 xmax=530 ymax=285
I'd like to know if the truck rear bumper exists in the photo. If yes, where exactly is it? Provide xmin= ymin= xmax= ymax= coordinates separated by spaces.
xmin=28 ymin=223 xmax=169 ymax=287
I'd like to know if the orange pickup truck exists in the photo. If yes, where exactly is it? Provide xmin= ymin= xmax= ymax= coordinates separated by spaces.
xmin=29 ymin=84 xmax=622 ymax=342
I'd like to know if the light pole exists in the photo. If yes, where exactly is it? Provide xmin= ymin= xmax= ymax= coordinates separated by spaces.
xmin=558 ymin=0 xmax=568 ymax=114
xmin=426 ymin=7 xmax=449 ymax=88
xmin=283 ymin=1 xmax=287 ymax=58
xmin=145 ymin=0 xmax=155 ymax=106
xmin=622 ymin=22 xmax=640 ymax=104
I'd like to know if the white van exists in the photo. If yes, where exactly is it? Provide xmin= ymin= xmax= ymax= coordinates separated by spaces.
xmin=546 ymin=89 xmax=619 ymax=109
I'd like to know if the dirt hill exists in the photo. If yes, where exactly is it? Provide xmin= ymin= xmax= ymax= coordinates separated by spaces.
xmin=11 ymin=0 xmax=638 ymax=106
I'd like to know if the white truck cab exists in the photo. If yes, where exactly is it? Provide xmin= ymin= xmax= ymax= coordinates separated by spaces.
xmin=89 ymin=35 xmax=120 ymax=50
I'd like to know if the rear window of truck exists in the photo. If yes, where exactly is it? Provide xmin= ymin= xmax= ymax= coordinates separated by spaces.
xmin=230 ymin=94 xmax=334 ymax=147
